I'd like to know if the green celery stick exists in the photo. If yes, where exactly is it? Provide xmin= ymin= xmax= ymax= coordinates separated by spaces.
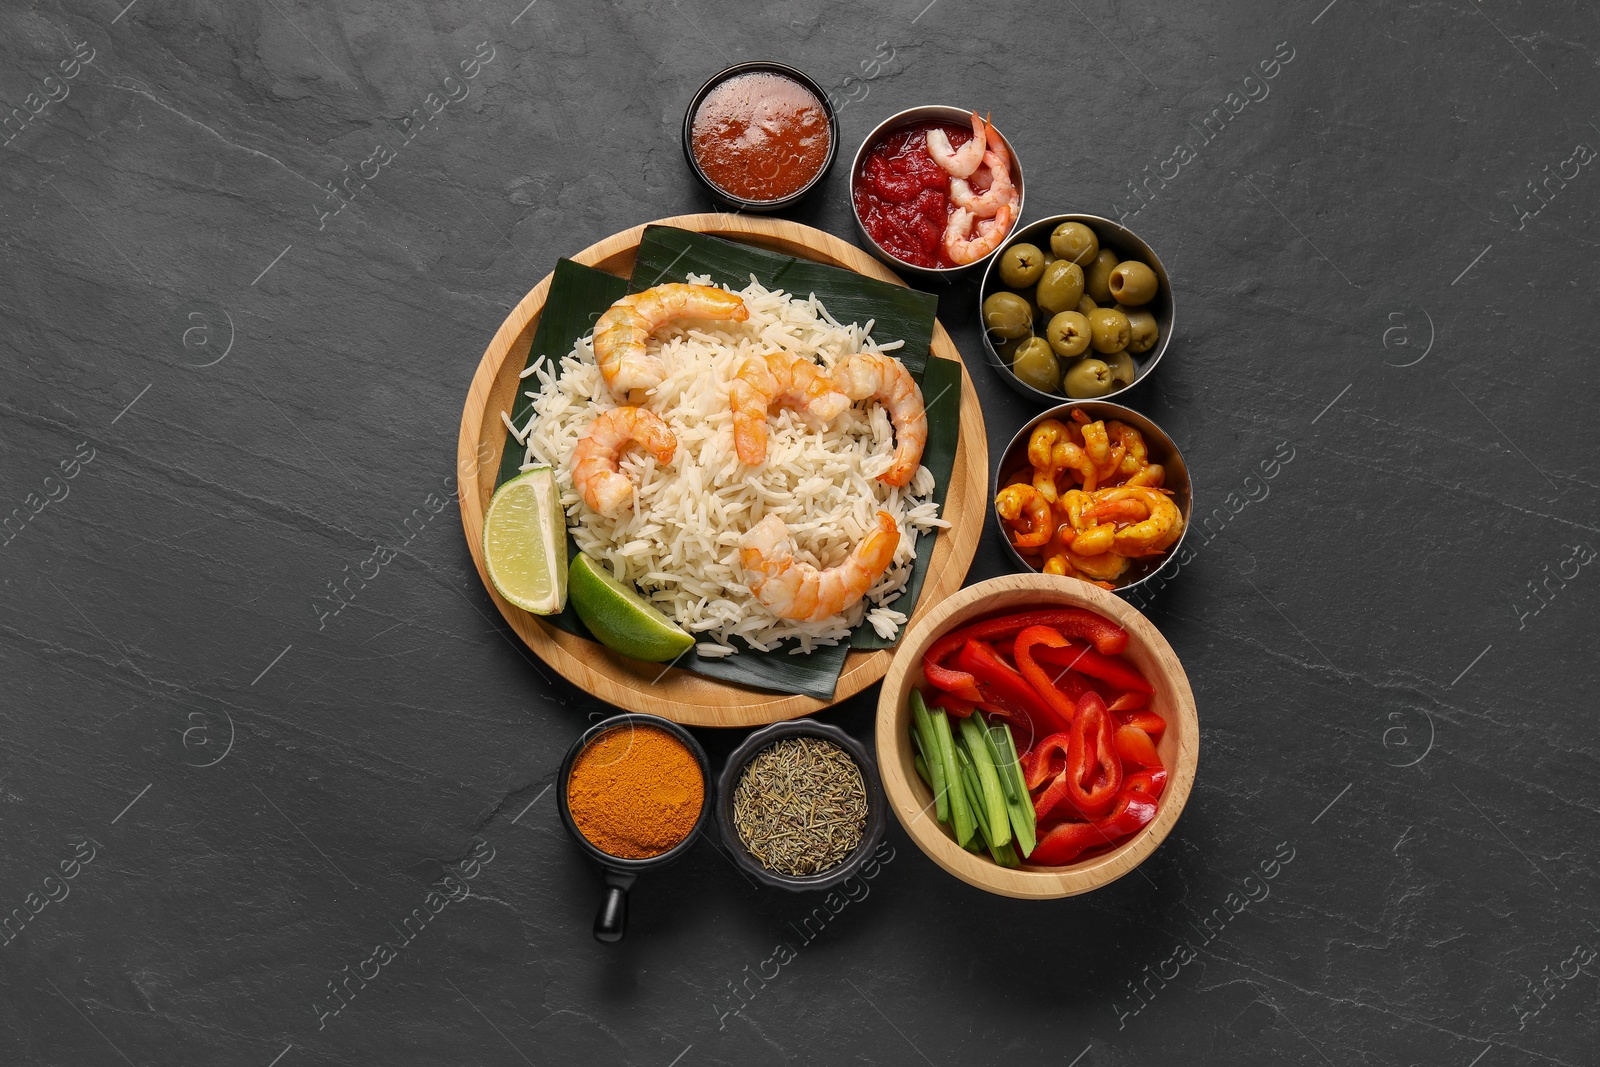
xmin=932 ymin=710 xmax=976 ymax=847
xmin=910 ymin=690 xmax=948 ymax=824
xmin=958 ymin=715 xmax=1012 ymax=848
xmin=977 ymin=714 xmax=1019 ymax=803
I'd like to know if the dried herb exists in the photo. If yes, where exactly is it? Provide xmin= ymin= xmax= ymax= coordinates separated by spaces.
xmin=732 ymin=737 xmax=868 ymax=876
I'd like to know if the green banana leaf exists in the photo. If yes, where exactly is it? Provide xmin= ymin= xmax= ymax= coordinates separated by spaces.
xmin=494 ymin=228 xmax=961 ymax=700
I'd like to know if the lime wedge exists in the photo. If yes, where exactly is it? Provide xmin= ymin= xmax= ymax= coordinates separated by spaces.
xmin=568 ymin=552 xmax=695 ymax=663
xmin=483 ymin=467 xmax=568 ymax=615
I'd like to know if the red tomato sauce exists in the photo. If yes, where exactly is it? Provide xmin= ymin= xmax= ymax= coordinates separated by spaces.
xmin=690 ymin=72 xmax=831 ymax=202
xmin=852 ymin=121 xmax=970 ymax=269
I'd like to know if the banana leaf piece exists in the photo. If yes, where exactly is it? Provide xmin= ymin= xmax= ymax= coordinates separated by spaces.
xmin=493 ymin=228 xmax=959 ymax=699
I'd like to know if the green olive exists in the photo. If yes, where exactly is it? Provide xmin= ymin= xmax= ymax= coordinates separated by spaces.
xmin=1087 ymin=307 xmax=1131 ymax=354
xmin=1103 ymin=349 xmax=1137 ymax=388
xmin=1050 ymin=222 xmax=1099 ymax=267
xmin=1075 ymin=295 xmax=1098 ymax=317
xmin=1035 ymin=260 xmax=1085 ymax=316
xmin=1011 ymin=336 xmax=1060 ymax=392
xmin=1121 ymin=305 xmax=1159 ymax=354
xmin=998 ymin=243 xmax=1047 ymax=288
xmin=982 ymin=291 xmax=1034 ymax=341
xmin=1045 ymin=311 xmax=1091 ymax=358
xmin=1108 ymin=260 xmax=1159 ymax=306
xmin=1085 ymin=249 xmax=1119 ymax=305
xmin=1063 ymin=357 xmax=1116 ymax=399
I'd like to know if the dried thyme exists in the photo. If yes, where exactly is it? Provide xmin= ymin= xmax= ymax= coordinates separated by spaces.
xmin=732 ymin=737 xmax=867 ymax=876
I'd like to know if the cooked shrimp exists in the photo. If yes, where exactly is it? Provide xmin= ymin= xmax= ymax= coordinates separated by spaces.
xmin=593 ymin=283 xmax=748 ymax=399
xmin=1108 ymin=420 xmax=1148 ymax=477
xmin=1028 ymin=419 xmax=1098 ymax=495
xmin=995 ymin=484 xmax=1053 ymax=549
xmin=1066 ymin=549 xmax=1130 ymax=582
xmin=730 ymin=351 xmax=851 ymax=465
xmin=949 ymin=150 xmax=1017 ymax=219
xmin=831 ymin=353 xmax=927 ymax=486
xmin=739 ymin=511 xmax=900 ymax=622
xmin=570 ymin=407 xmax=678 ymax=516
xmin=926 ymin=111 xmax=989 ymax=178
xmin=1125 ymin=463 xmax=1166 ymax=488
xmin=1091 ymin=486 xmax=1184 ymax=556
xmin=943 ymin=201 xmax=1016 ymax=266
xmin=1074 ymin=411 xmax=1127 ymax=479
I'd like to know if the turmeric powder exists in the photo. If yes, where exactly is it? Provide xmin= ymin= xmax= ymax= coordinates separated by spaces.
xmin=566 ymin=724 xmax=703 ymax=859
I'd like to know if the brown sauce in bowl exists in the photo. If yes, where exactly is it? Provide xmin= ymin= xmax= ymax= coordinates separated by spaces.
xmin=690 ymin=71 xmax=831 ymax=202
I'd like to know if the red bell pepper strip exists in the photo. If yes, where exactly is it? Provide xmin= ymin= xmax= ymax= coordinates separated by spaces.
xmin=955 ymin=640 xmax=1071 ymax=740
xmin=1013 ymin=626 xmax=1081 ymax=731
xmin=1124 ymin=767 xmax=1168 ymax=799
xmin=1030 ymin=788 xmax=1159 ymax=865
xmin=931 ymin=691 xmax=979 ymax=718
xmin=1113 ymin=724 xmax=1162 ymax=768
xmin=1023 ymin=732 xmax=1070 ymax=790
xmin=922 ymin=610 xmax=1130 ymax=693
xmin=1034 ymin=639 xmax=1153 ymax=695
xmin=1117 ymin=709 xmax=1166 ymax=738
xmin=1107 ymin=691 xmax=1150 ymax=713
xmin=1065 ymin=690 xmax=1122 ymax=818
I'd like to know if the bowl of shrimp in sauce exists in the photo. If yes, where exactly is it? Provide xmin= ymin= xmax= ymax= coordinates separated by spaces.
xmin=993 ymin=401 xmax=1193 ymax=595
xmin=849 ymin=105 xmax=1025 ymax=279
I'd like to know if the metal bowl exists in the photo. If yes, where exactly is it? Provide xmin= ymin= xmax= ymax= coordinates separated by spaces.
xmin=557 ymin=713 xmax=714 ymax=941
xmin=978 ymin=213 xmax=1174 ymax=405
xmin=848 ymin=104 xmax=1025 ymax=279
xmin=715 ymin=719 xmax=887 ymax=892
xmin=681 ymin=61 xmax=840 ymax=214
xmin=992 ymin=400 xmax=1194 ymax=595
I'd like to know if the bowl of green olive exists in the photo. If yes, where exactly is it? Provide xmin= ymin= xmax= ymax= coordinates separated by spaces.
xmin=978 ymin=214 xmax=1173 ymax=404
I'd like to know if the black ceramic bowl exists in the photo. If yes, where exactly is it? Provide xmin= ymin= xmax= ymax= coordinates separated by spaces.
xmin=992 ymin=400 xmax=1194 ymax=595
xmin=716 ymin=719 xmax=886 ymax=892
xmin=979 ymin=213 xmax=1174 ymax=405
xmin=681 ymin=61 xmax=839 ymax=213
xmin=557 ymin=713 xmax=714 ymax=942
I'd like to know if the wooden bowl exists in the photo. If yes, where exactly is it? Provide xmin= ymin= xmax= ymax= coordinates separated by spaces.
xmin=457 ymin=214 xmax=987 ymax=727
xmin=874 ymin=574 xmax=1198 ymax=898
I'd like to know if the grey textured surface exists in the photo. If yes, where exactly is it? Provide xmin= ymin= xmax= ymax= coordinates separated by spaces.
xmin=2 ymin=1 xmax=1596 ymax=1065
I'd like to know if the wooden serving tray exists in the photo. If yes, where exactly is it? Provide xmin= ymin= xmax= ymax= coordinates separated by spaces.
xmin=456 ymin=214 xmax=986 ymax=726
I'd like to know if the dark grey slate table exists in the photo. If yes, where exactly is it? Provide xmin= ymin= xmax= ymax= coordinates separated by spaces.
xmin=3 ymin=2 xmax=1595 ymax=1064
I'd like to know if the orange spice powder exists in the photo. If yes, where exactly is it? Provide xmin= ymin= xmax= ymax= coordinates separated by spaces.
xmin=566 ymin=724 xmax=704 ymax=859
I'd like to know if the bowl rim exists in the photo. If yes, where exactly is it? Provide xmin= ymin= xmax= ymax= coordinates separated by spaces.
xmin=557 ymin=712 xmax=715 ymax=870
xmin=991 ymin=399 xmax=1195 ymax=594
xmin=680 ymin=60 xmax=840 ymax=212
xmin=715 ymin=718 xmax=888 ymax=892
xmin=874 ymin=573 xmax=1199 ymax=899
xmin=978 ymin=212 xmax=1175 ymax=405
xmin=847 ymin=103 xmax=1025 ymax=277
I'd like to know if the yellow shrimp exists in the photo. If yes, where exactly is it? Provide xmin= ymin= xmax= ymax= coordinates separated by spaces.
xmin=1108 ymin=420 xmax=1148 ymax=478
xmin=739 ymin=511 xmax=900 ymax=622
xmin=1028 ymin=419 xmax=1098 ymax=496
xmin=593 ymin=283 xmax=748 ymax=399
xmin=1125 ymin=463 xmax=1165 ymax=488
xmin=1091 ymin=486 xmax=1184 ymax=556
xmin=1073 ymin=411 xmax=1127 ymax=479
xmin=832 ymin=353 xmax=928 ymax=486
xmin=570 ymin=407 xmax=678 ymax=517
xmin=995 ymin=484 xmax=1053 ymax=549
xmin=1066 ymin=549 xmax=1130 ymax=582
xmin=730 ymin=351 xmax=851 ymax=465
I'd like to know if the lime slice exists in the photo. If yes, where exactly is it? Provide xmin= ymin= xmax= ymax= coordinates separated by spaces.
xmin=483 ymin=467 xmax=568 ymax=615
xmin=568 ymin=552 xmax=695 ymax=663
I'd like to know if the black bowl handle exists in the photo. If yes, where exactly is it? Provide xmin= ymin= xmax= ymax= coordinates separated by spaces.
xmin=594 ymin=870 xmax=637 ymax=943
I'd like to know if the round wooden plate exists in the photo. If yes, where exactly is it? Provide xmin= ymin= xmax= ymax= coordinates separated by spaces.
xmin=457 ymin=214 xmax=988 ymax=727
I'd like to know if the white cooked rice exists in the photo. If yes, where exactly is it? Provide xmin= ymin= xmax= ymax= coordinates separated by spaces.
xmin=513 ymin=273 xmax=948 ymax=653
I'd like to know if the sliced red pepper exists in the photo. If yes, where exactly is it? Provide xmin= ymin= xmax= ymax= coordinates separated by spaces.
xmin=1108 ymin=691 xmax=1151 ymax=712
xmin=955 ymin=640 xmax=1071 ymax=742
xmin=931 ymin=691 xmax=978 ymax=718
xmin=922 ymin=609 xmax=1130 ymax=693
xmin=1064 ymin=690 xmax=1122 ymax=818
xmin=1013 ymin=626 xmax=1081 ymax=731
xmin=1030 ymin=789 xmax=1159 ymax=866
xmin=1124 ymin=767 xmax=1168 ymax=798
xmin=1034 ymin=639 xmax=1153 ymax=694
xmin=1113 ymin=724 xmax=1162 ymax=768
xmin=1023 ymin=732 xmax=1071 ymax=790
xmin=1117 ymin=709 xmax=1166 ymax=738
